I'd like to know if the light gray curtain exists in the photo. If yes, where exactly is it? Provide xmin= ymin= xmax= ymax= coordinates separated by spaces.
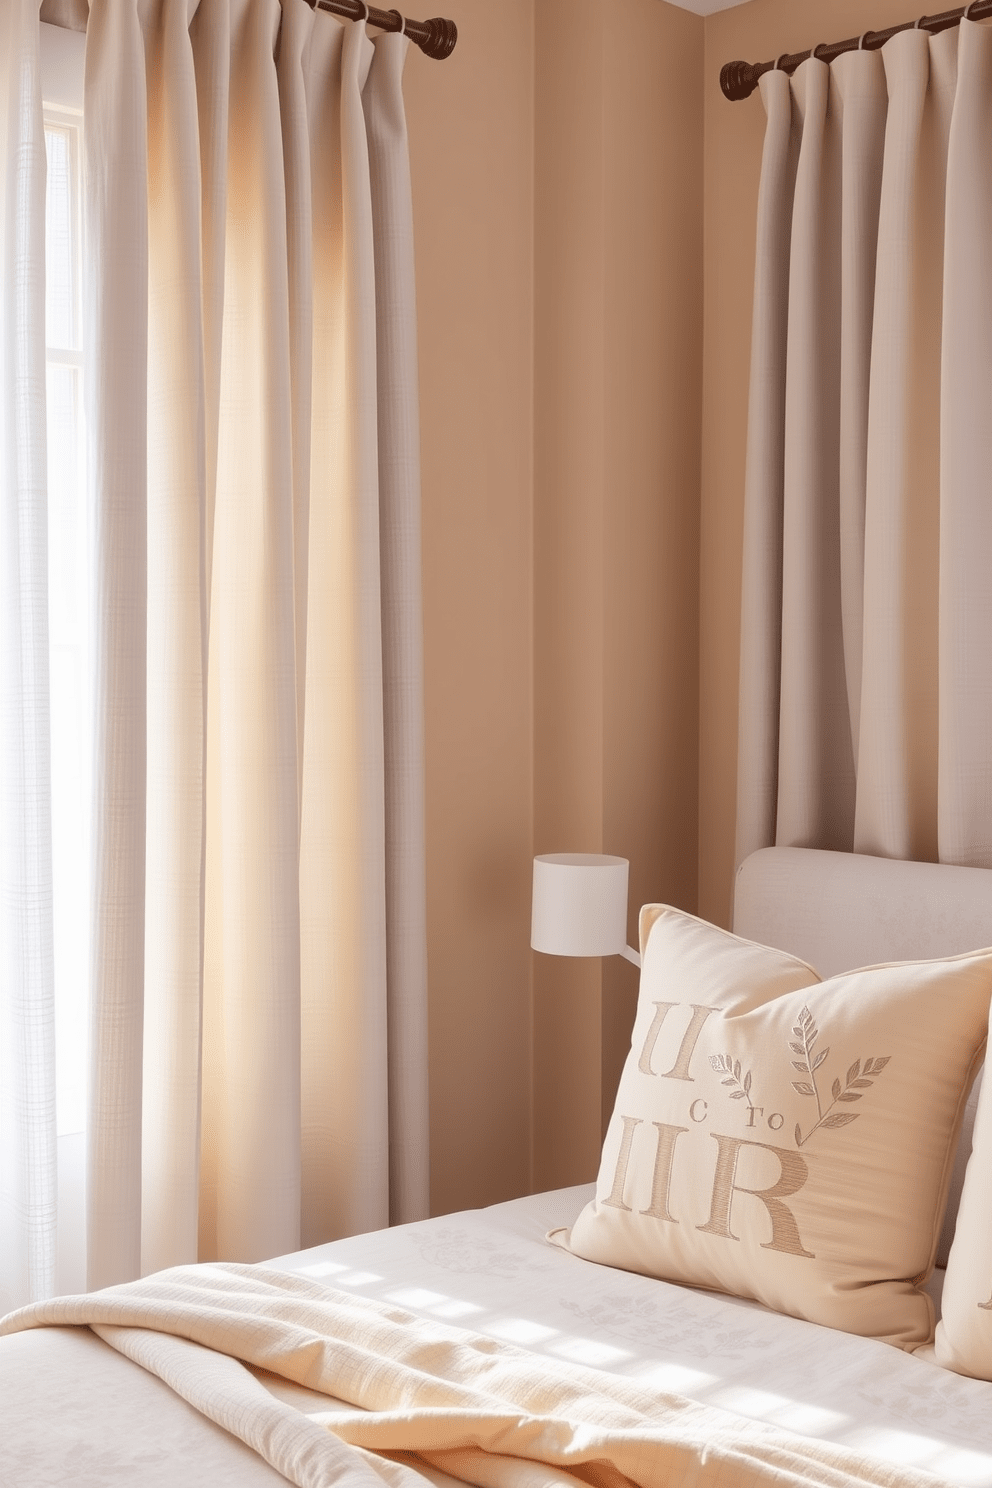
xmin=737 ymin=19 xmax=992 ymax=872
xmin=78 ymin=0 xmax=429 ymax=1289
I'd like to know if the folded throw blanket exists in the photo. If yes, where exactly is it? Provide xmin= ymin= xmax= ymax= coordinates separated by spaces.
xmin=0 ymin=1264 xmax=953 ymax=1488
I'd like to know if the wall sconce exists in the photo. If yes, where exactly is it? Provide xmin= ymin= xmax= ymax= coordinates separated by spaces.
xmin=530 ymin=853 xmax=641 ymax=969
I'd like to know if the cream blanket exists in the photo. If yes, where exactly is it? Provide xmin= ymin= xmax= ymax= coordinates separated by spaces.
xmin=0 ymin=1264 xmax=952 ymax=1488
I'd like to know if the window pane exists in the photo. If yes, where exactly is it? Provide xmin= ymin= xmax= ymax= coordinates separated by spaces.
xmin=47 ymin=360 xmax=90 ymax=1138
xmin=44 ymin=125 xmax=75 ymax=352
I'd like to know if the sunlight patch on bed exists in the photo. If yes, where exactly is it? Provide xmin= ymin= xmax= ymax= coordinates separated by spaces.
xmin=297 ymin=1262 xmax=384 ymax=1286
xmin=766 ymin=1402 xmax=848 ymax=1437
xmin=385 ymin=1286 xmax=468 ymax=1311
xmin=484 ymin=1316 xmax=559 ymax=1346
xmin=547 ymin=1335 xmax=631 ymax=1367
xmin=844 ymin=1426 xmax=992 ymax=1482
xmin=292 ymin=1258 xmax=351 ymax=1277
xmin=928 ymin=1446 xmax=992 ymax=1486
xmin=631 ymin=1360 xmax=717 ymax=1394
xmin=424 ymin=1298 xmax=485 ymax=1321
xmin=707 ymin=1385 xmax=847 ymax=1437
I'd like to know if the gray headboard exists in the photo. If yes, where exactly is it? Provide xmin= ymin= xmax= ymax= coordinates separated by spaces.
xmin=732 ymin=847 xmax=992 ymax=1268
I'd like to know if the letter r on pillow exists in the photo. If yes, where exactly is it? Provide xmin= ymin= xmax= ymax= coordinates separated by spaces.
xmin=697 ymin=1133 xmax=815 ymax=1258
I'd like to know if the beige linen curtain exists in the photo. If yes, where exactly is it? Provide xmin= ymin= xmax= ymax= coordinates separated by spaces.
xmin=737 ymin=19 xmax=992 ymax=872
xmin=84 ymin=0 xmax=428 ymax=1290
xmin=0 ymin=0 xmax=57 ymax=1316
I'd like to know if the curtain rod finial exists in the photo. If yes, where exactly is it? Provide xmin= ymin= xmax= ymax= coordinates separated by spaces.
xmin=721 ymin=59 xmax=760 ymax=100
xmin=419 ymin=16 xmax=457 ymax=59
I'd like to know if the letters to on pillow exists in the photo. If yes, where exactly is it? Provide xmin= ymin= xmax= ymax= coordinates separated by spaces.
xmin=935 ymin=1070 xmax=992 ymax=1377
xmin=551 ymin=906 xmax=992 ymax=1350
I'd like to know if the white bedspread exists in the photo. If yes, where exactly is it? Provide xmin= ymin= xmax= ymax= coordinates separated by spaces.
xmin=0 ymin=1259 xmax=959 ymax=1488
xmin=4 ymin=1186 xmax=992 ymax=1487
xmin=267 ymin=1186 xmax=992 ymax=1487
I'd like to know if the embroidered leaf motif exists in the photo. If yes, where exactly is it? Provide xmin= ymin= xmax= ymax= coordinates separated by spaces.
xmin=790 ymin=1025 xmax=893 ymax=1148
xmin=711 ymin=1052 xmax=757 ymax=1115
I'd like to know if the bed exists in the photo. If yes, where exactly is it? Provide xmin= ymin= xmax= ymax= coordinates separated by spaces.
xmin=6 ymin=846 xmax=992 ymax=1488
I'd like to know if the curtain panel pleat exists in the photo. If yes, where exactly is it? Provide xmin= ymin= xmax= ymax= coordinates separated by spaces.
xmin=0 ymin=0 xmax=57 ymax=1317
xmin=75 ymin=0 xmax=429 ymax=1290
xmin=737 ymin=18 xmax=992 ymax=875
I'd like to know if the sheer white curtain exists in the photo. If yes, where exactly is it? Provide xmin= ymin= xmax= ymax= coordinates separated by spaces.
xmin=0 ymin=0 xmax=429 ymax=1309
xmin=0 ymin=0 xmax=57 ymax=1317
xmin=737 ymin=19 xmax=992 ymax=872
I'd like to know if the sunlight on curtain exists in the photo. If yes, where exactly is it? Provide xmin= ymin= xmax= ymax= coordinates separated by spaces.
xmin=83 ymin=0 xmax=429 ymax=1290
xmin=1 ymin=4 xmax=429 ymax=1306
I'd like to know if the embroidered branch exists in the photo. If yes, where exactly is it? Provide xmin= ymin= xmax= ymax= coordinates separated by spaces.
xmin=709 ymin=1053 xmax=756 ymax=1113
xmin=789 ymin=1007 xmax=890 ymax=1148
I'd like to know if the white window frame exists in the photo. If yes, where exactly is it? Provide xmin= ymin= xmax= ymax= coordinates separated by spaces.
xmin=41 ymin=18 xmax=88 ymax=1298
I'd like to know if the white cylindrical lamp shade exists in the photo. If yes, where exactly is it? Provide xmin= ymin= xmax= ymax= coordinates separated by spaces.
xmin=531 ymin=854 xmax=629 ymax=957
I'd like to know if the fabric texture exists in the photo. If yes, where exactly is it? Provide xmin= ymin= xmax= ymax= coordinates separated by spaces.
xmin=555 ymin=905 xmax=991 ymax=1349
xmin=732 ymin=846 xmax=992 ymax=1270
xmin=10 ymin=1185 xmax=992 ymax=1487
xmin=0 ymin=1261 xmax=954 ymax=1488
xmin=80 ymin=0 xmax=428 ymax=1290
xmin=936 ymin=1065 xmax=992 ymax=1379
xmin=0 ymin=0 xmax=57 ymax=1316
xmin=736 ymin=19 xmax=992 ymax=871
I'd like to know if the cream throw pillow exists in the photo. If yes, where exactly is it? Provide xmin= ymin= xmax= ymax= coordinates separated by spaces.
xmin=935 ymin=1071 xmax=992 ymax=1377
xmin=551 ymin=906 xmax=992 ymax=1350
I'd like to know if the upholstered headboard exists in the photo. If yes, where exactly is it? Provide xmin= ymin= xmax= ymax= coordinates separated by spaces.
xmin=733 ymin=847 xmax=992 ymax=1267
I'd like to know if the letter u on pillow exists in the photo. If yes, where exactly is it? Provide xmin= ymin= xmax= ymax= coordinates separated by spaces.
xmin=549 ymin=906 xmax=992 ymax=1350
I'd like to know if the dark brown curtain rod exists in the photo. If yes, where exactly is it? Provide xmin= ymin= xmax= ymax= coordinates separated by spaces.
xmin=306 ymin=0 xmax=457 ymax=60
xmin=722 ymin=0 xmax=992 ymax=100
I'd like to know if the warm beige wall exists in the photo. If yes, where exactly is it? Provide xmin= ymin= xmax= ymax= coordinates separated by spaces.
xmin=413 ymin=0 xmax=943 ymax=1209
xmin=532 ymin=0 xmax=703 ymax=1191
xmin=699 ymin=0 xmax=931 ymax=929
xmin=404 ymin=1 xmax=536 ymax=1218
xmin=408 ymin=0 xmax=704 ymax=1214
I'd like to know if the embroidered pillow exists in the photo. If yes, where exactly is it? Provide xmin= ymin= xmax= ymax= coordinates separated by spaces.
xmin=935 ymin=1068 xmax=992 ymax=1377
xmin=550 ymin=905 xmax=991 ymax=1350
